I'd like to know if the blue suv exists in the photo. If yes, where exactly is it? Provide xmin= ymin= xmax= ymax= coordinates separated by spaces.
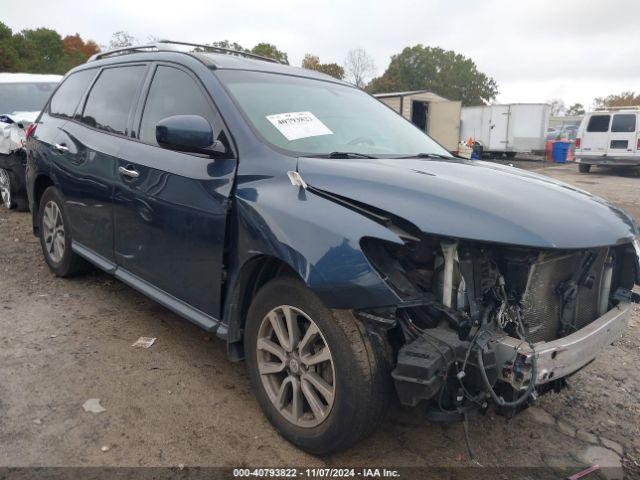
xmin=27 ymin=41 xmax=640 ymax=454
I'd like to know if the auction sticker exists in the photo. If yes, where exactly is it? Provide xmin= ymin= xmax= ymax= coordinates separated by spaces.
xmin=266 ymin=111 xmax=333 ymax=141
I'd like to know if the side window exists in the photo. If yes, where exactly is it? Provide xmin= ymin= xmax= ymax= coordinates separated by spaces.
xmin=586 ymin=115 xmax=610 ymax=132
xmin=81 ymin=66 xmax=146 ymax=135
xmin=49 ymin=69 xmax=97 ymax=119
xmin=611 ymin=114 xmax=636 ymax=133
xmin=139 ymin=66 xmax=220 ymax=146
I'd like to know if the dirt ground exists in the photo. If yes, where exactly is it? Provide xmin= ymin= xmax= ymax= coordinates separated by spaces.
xmin=1 ymin=162 xmax=639 ymax=479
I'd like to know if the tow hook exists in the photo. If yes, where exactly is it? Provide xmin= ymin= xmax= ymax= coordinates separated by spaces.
xmin=613 ymin=287 xmax=640 ymax=304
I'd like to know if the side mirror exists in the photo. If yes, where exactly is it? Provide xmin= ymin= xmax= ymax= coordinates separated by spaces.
xmin=155 ymin=115 xmax=226 ymax=156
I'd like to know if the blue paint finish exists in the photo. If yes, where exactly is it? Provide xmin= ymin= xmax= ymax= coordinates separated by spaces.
xmin=298 ymin=156 xmax=639 ymax=249
xmin=231 ymin=168 xmax=402 ymax=309
xmin=52 ymin=121 xmax=120 ymax=261
xmin=112 ymin=139 xmax=236 ymax=317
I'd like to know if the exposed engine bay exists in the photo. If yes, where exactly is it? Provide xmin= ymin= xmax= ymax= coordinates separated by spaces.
xmin=360 ymin=235 xmax=640 ymax=419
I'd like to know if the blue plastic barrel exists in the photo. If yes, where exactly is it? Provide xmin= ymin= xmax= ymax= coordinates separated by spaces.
xmin=552 ymin=141 xmax=571 ymax=163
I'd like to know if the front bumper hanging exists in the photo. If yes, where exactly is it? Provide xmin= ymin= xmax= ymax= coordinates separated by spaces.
xmin=494 ymin=301 xmax=633 ymax=386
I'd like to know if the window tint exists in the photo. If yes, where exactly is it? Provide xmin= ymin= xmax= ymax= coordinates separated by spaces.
xmin=81 ymin=66 xmax=146 ymax=135
xmin=139 ymin=66 xmax=218 ymax=145
xmin=586 ymin=115 xmax=610 ymax=132
xmin=49 ymin=70 xmax=97 ymax=118
xmin=611 ymin=114 xmax=636 ymax=133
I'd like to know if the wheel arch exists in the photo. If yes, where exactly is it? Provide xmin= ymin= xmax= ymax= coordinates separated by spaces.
xmin=223 ymin=254 xmax=302 ymax=361
xmin=31 ymin=173 xmax=55 ymax=234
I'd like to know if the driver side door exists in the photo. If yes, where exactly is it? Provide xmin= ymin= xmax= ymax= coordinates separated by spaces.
xmin=113 ymin=63 xmax=237 ymax=324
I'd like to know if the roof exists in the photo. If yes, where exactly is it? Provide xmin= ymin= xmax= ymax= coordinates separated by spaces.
xmin=84 ymin=41 xmax=350 ymax=86
xmin=374 ymin=90 xmax=448 ymax=101
xmin=0 ymin=73 xmax=63 ymax=84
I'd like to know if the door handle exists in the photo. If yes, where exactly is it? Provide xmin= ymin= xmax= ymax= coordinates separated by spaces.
xmin=118 ymin=165 xmax=140 ymax=179
xmin=54 ymin=143 xmax=69 ymax=152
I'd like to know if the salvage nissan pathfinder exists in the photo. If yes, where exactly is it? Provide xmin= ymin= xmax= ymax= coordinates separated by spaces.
xmin=26 ymin=41 xmax=640 ymax=455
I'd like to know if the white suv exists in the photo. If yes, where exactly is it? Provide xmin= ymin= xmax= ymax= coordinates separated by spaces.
xmin=575 ymin=107 xmax=640 ymax=173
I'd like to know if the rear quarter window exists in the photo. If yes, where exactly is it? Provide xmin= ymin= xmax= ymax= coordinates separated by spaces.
xmin=49 ymin=69 xmax=97 ymax=118
xmin=611 ymin=114 xmax=636 ymax=132
xmin=80 ymin=65 xmax=146 ymax=135
xmin=586 ymin=115 xmax=610 ymax=132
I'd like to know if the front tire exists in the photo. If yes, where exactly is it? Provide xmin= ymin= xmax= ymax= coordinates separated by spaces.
xmin=579 ymin=163 xmax=591 ymax=173
xmin=0 ymin=168 xmax=14 ymax=209
xmin=244 ymin=277 xmax=391 ymax=455
xmin=38 ymin=186 xmax=90 ymax=277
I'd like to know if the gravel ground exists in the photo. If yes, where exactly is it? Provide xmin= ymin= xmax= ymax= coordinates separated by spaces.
xmin=0 ymin=162 xmax=639 ymax=479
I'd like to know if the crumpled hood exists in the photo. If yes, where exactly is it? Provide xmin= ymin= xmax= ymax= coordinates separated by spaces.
xmin=0 ymin=111 xmax=39 ymax=124
xmin=0 ymin=111 xmax=39 ymax=155
xmin=298 ymin=156 xmax=639 ymax=249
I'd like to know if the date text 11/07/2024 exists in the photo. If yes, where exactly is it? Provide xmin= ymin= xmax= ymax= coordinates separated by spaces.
xmin=232 ymin=468 xmax=401 ymax=478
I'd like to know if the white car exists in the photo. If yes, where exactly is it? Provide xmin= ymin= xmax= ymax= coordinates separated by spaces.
xmin=575 ymin=107 xmax=640 ymax=173
xmin=0 ymin=73 xmax=62 ymax=209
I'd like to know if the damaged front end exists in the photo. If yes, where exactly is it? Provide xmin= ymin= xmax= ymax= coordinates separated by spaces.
xmin=359 ymin=235 xmax=640 ymax=419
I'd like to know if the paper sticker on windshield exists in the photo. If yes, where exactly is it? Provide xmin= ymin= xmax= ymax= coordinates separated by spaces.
xmin=266 ymin=112 xmax=333 ymax=141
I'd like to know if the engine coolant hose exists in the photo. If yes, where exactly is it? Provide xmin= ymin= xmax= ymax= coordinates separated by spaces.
xmin=477 ymin=344 xmax=538 ymax=408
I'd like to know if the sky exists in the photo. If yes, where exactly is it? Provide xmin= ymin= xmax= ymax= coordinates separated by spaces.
xmin=3 ymin=0 xmax=639 ymax=111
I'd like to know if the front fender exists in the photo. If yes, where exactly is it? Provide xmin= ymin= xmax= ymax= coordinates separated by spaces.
xmin=232 ymin=174 xmax=403 ymax=310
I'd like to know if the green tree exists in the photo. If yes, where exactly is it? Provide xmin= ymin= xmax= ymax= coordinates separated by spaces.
xmin=367 ymin=45 xmax=498 ymax=106
xmin=0 ymin=22 xmax=20 ymax=71
xmin=593 ymin=92 xmax=640 ymax=108
xmin=13 ymin=28 xmax=65 ymax=74
xmin=209 ymin=40 xmax=247 ymax=52
xmin=251 ymin=42 xmax=288 ymax=64
xmin=566 ymin=103 xmax=585 ymax=116
xmin=301 ymin=54 xmax=345 ymax=80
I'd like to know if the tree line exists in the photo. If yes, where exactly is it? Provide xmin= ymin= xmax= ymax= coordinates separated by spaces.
xmin=0 ymin=22 xmax=99 ymax=74
xmin=2 ymin=24 xmax=638 ymax=109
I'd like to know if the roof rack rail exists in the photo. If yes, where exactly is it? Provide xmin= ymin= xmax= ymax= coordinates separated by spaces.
xmin=594 ymin=105 xmax=640 ymax=111
xmin=157 ymin=40 xmax=281 ymax=63
xmin=88 ymin=44 xmax=161 ymax=62
xmin=87 ymin=40 xmax=281 ymax=64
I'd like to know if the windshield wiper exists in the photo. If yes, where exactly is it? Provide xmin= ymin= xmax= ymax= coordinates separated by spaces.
xmin=326 ymin=151 xmax=378 ymax=159
xmin=392 ymin=153 xmax=453 ymax=159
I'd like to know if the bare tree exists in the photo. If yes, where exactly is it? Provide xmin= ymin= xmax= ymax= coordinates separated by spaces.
xmin=547 ymin=98 xmax=566 ymax=117
xmin=108 ymin=31 xmax=138 ymax=49
xmin=343 ymin=48 xmax=375 ymax=88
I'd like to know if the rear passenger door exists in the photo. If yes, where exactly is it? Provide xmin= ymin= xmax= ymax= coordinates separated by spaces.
xmin=53 ymin=65 xmax=148 ymax=264
xmin=582 ymin=114 xmax=610 ymax=155
xmin=113 ymin=63 xmax=236 ymax=321
xmin=608 ymin=113 xmax=637 ymax=157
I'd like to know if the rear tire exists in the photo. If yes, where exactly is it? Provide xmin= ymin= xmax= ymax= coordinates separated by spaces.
xmin=244 ymin=276 xmax=391 ymax=455
xmin=579 ymin=164 xmax=591 ymax=173
xmin=38 ymin=186 xmax=91 ymax=277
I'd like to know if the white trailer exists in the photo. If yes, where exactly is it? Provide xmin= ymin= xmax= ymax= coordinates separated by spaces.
xmin=460 ymin=103 xmax=550 ymax=157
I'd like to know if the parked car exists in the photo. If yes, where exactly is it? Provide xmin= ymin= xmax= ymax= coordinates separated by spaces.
xmin=545 ymin=127 xmax=560 ymax=141
xmin=562 ymin=124 xmax=579 ymax=140
xmin=0 ymin=73 xmax=62 ymax=209
xmin=575 ymin=108 xmax=640 ymax=173
xmin=26 ymin=42 xmax=640 ymax=455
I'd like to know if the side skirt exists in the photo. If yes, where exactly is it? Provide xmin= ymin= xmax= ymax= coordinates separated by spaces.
xmin=71 ymin=241 xmax=228 ymax=338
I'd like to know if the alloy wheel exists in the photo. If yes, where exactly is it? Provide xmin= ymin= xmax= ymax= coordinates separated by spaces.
xmin=42 ymin=200 xmax=65 ymax=263
xmin=256 ymin=305 xmax=336 ymax=428
xmin=0 ymin=168 xmax=11 ymax=209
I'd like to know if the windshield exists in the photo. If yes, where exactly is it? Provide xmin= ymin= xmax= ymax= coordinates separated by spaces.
xmin=0 ymin=83 xmax=58 ymax=114
xmin=216 ymin=70 xmax=452 ymax=158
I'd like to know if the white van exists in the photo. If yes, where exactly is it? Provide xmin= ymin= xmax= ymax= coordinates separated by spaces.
xmin=575 ymin=107 xmax=640 ymax=173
